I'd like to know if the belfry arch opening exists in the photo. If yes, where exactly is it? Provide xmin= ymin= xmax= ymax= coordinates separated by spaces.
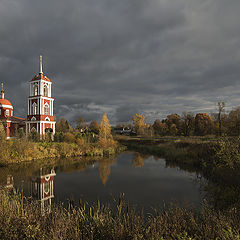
xmin=43 ymin=85 xmax=48 ymax=97
xmin=45 ymin=128 xmax=53 ymax=133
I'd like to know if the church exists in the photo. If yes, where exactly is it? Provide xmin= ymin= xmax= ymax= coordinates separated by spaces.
xmin=0 ymin=56 xmax=56 ymax=138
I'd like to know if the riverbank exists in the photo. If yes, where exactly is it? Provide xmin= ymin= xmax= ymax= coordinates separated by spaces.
xmin=117 ymin=136 xmax=215 ymax=163
xmin=117 ymin=136 xmax=240 ymax=184
xmin=0 ymin=139 xmax=125 ymax=166
xmin=0 ymin=190 xmax=239 ymax=240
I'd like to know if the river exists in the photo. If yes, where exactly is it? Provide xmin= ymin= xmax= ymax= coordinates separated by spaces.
xmin=0 ymin=151 xmax=210 ymax=213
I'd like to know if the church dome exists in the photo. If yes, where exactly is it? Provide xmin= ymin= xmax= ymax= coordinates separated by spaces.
xmin=0 ymin=83 xmax=13 ymax=109
xmin=0 ymin=98 xmax=12 ymax=107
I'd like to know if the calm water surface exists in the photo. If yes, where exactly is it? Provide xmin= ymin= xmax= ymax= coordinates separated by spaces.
xmin=0 ymin=152 xmax=206 ymax=212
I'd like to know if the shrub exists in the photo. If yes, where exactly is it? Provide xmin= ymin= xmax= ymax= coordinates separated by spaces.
xmin=76 ymin=138 xmax=85 ymax=146
xmin=63 ymin=132 xmax=75 ymax=143
xmin=28 ymin=131 xmax=40 ymax=142
xmin=214 ymin=137 xmax=240 ymax=169
xmin=54 ymin=132 xmax=64 ymax=142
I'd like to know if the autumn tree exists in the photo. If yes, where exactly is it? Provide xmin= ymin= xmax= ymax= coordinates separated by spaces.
xmin=182 ymin=112 xmax=195 ymax=136
xmin=164 ymin=114 xmax=183 ymax=135
xmin=98 ymin=113 xmax=116 ymax=147
xmin=226 ymin=107 xmax=240 ymax=136
xmin=152 ymin=119 xmax=168 ymax=136
xmin=195 ymin=113 xmax=214 ymax=136
xmin=132 ymin=114 xmax=146 ymax=135
xmin=56 ymin=118 xmax=73 ymax=133
xmin=169 ymin=124 xmax=178 ymax=136
xmin=152 ymin=119 xmax=161 ymax=135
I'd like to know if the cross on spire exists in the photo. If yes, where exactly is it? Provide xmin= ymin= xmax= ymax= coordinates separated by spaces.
xmin=1 ymin=82 xmax=4 ymax=99
xmin=40 ymin=55 xmax=43 ymax=74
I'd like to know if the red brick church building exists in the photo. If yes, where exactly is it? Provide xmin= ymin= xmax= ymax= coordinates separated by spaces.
xmin=0 ymin=56 xmax=56 ymax=138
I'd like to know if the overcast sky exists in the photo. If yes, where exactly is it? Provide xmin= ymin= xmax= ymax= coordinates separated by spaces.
xmin=0 ymin=0 xmax=240 ymax=124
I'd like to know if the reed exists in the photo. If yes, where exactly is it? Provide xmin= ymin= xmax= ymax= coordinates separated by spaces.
xmin=0 ymin=191 xmax=240 ymax=240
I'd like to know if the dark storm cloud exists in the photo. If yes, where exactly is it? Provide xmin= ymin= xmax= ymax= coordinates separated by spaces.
xmin=0 ymin=0 xmax=240 ymax=124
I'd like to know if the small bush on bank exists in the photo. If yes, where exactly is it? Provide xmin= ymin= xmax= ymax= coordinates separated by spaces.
xmin=76 ymin=138 xmax=85 ymax=146
xmin=63 ymin=132 xmax=75 ymax=143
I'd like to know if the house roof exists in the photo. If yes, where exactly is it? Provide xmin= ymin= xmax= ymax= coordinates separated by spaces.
xmin=8 ymin=116 xmax=26 ymax=123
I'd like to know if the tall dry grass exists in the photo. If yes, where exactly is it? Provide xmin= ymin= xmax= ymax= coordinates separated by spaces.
xmin=0 ymin=190 xmax=240 ymax=240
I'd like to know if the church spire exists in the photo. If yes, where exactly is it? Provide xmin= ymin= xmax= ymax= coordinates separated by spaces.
xmin=1 ymin=82 xmax=4 ymax=99
xmin=40 ymin=55 xmax=43 ymax=74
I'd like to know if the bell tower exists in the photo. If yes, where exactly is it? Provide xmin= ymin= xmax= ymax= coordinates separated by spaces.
xmin=26 ymin=56 xmax=55 ymax=136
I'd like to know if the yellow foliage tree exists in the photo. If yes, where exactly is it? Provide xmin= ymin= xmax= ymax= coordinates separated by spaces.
xmin=195 ymin=113 xmax=214 ymax=136
xmin=132 ymin=113 xmax=147 ymax=135
xmin=98 ymin=113 xmax=116 ymax=148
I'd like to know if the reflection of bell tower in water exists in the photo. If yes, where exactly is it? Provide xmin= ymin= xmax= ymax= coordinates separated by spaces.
xmin=31 ymin=168 xmax=56 ymax=214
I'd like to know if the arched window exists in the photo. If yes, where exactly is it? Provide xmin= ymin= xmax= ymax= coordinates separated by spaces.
xmin=34 ymin=84 xmax=38 ymax=96
xmin=44 ymin=103 xmax=49 ymax=115
xmin=43 ymin=85 xmax=48 ymax=97
xmin=32 ymin=102 xmax=37 ymax=115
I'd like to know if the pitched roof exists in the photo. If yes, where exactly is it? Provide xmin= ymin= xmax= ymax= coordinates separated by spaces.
xmin=8 ymin=116 xmax=26 ymax=123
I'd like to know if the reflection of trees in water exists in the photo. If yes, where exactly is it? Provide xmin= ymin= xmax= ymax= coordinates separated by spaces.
xmin=98 ymin=157 xmax=116 ymax=185
xmin=165 ymin=159 xmax=202 ymax=175
xmin=54 ymin=157 xmax=96 ymax=173
xmin=132 ymin=153 xmax=144 ymax=168
xmin=164 ymin=157 xmax=240 ymax=210
xmin=0 ymin=157 xmax=97 ymax=185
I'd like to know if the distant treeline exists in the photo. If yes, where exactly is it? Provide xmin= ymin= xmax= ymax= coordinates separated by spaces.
xmin=125 ymin=103 xmax=240 ymax=137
